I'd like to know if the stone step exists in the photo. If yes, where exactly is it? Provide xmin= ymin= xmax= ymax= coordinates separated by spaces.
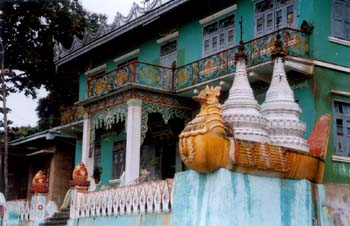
xmin=39 ymin=207 xmax=70 ymax=226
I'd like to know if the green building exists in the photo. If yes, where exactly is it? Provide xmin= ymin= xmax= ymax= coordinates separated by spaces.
xmin=3 ymin=1 xmax=350 ymax=226
xmin=55 ymin=0 xmax=350 ymax=185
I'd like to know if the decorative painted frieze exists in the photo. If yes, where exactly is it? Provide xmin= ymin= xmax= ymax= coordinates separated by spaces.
xmin=174 ymin=28 xmax=310 ymax=90
xmin=91 ymin=104 xmax=127 ymax=130
xmin=141 ymin=102 xmax=191 ymax=142
xmin=69 ymin=179 xmax=173 ymax=219
xmin=87 ymin=62 xmax=173 ymax=98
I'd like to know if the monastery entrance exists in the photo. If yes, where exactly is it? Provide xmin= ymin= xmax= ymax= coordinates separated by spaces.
xmin=141 ymin=113 xmax=185 ymax=180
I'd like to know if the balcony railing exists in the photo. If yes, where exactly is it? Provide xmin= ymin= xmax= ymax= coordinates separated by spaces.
xmin=70 ymin=179 xmax=174 ymax=219
xmin=60 ymin=28 xmax=310 ymax=125
xmin=174 ymin=28 xmax=310 ymax=90
xmin=3 ymin=199 xmax=31 ymax=223
xmin=87 ymin=62 xmax=174 ymax=98
xmin=60 ymin=105 xmax=86 ymax=125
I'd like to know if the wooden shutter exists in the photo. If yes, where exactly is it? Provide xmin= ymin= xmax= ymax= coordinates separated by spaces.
xmin=333 ymin=101 xmax=350 ymax=157
xmin=345 ymin=1 xmax=350 ymax=40
xmin=332 ymin=0 xmax=347 ymax=39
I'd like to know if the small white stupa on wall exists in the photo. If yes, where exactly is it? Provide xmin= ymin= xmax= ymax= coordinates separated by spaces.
xmin=260 ymin=34 xmax=309 ymax=152
xmin=222 ymin=28 xmax=269 ymax=143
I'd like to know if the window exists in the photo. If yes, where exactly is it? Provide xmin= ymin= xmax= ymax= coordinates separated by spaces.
xmin=254 ymin=0 xmax=295 ymax=37
xmin=117 ymin=57 xmax=138 ymax=68
xmin=202 ymin=14 xmax=235 ymax=57
xmin=333 ymin=101 xmax=350 ymax=157
xmin=112 ymin=140 xmax=126 ymax=179
xmin=160 ymin=40 xmax=177 ymax=68
xmin=94 ymin=145 xmax=101 ymax=169
xmin=332 ymin=0 xmax=350 ymax=41
xmin=94 ymin=135 xmax=101 ymax=169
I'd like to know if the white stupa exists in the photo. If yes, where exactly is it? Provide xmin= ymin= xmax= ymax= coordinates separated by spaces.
xmin=260 ymin=34 xmax=309 ymax=152
xmin=222 ymin=40 xmax=269 ymax=143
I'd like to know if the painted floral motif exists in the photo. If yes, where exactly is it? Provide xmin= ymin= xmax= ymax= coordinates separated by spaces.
xmin=174 ymin=28 xmax=309 ymax=90
xmin=114 ymin=69 xmax=128 ymax=86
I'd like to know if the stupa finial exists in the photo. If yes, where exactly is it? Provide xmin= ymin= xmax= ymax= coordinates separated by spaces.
xmin=271 ymin=19 xmax=286 ymax=61
xmin=235 ymin=16 xmax=247 ymax=61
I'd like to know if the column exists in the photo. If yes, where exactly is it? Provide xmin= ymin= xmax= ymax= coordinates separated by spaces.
xmin=125 ymin=99 xmax=142 ymax=184
xmin=81 ymin=117 xmax=93 ymax=176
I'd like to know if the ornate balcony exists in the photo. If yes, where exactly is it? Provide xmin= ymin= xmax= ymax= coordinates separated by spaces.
xmin=60 ymin=28 xmax=310 ymax=125
xmin=87 ymin=62 xmax=174 ymax=98
xmin=174 ymin=28 xmax=310 ymax=90
xmin=60 ymin=105 xmax=86 ymax=125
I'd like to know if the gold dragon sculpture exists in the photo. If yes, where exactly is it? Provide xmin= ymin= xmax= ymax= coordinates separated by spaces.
xmin=179 ymin=86 xmax=234 ymax=173
xmin=179 ymin=85 xmax=331 ymax=183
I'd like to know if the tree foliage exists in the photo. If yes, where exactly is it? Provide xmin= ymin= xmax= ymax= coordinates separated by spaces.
xmin=0 ymin=0 xmax=107 ymax=129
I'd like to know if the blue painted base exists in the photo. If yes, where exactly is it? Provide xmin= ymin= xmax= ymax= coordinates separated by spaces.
xmin=68 ymin=214 xmax=171 ymax=226
xmin=171 ymin=169 xmax=314 ymax=226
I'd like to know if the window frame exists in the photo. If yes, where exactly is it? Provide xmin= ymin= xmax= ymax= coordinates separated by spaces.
xmin=160 ymin=39 xmax=177 ymax=68
xmin=331 ymin=0 xmax=350 ymax=41
xmin=254 ymin=0 xmax=296 ymax=37
xmin=112 ymin=140 xmax=126 ymax=180
xmin=332 ymin=99 xmax=350 ymax=159
xmin=201 ymin=13 xmax=235 ymax=57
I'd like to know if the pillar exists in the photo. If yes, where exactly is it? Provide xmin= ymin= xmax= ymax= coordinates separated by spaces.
xmin=125 ymin=99 xmax=142 ymax=184
xmin=81 ymin=117 xmax=93 ymax=176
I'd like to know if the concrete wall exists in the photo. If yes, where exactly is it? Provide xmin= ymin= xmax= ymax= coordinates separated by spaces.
xmin=317 ymin=183 xmax=350 ymax=226
xmin=65 ymin=170 xmax=350 ymax=226
xmin=171 ymin=169 xmax=313 ymax=226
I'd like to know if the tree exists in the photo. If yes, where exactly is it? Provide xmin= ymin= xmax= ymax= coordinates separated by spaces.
xmin=0 ymin=0 xmax=106 ymax=128
xmin=0 ymin=0 xmax=107 ymax=195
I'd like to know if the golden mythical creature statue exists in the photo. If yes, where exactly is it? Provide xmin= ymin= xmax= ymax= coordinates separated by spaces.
xmin=179 ymin=86 xmax=234 ymax=173
xmin=30 ymin=170 xmax=49 ymax=193
xmin=179 ymin=85 xmax=331 ymax=183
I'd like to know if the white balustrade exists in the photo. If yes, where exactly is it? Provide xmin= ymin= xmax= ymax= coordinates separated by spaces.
xmin=6 ymin=199 xmax=31 ymax=221
xmin=70 ymin=179 xmax=173 ymax=219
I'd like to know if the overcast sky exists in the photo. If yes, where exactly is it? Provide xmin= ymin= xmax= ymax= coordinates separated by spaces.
xmin=7 ymin=0 xmax=143 ymax=127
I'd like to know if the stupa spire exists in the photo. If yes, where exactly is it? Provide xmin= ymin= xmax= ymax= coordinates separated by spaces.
xmin=260 ymin=33 xmax=308 ymax=152
xmin=222 ymin=17 xmax=269 ymax=143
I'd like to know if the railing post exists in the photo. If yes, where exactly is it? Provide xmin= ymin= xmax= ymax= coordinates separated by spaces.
xmin=171 ymin=64 xmax=176 ymax=92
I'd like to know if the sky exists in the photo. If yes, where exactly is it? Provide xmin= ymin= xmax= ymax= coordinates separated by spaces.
xmin=6 ymin=0 xmax=142 ymax=127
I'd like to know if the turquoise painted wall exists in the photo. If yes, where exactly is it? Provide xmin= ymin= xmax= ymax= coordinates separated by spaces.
xmin=312 ymin=66 xmax=350 ymax=184
xmin=75 ymin=139 xmax=82 ymax=165
xmin=78 ymin=73 xmax=87 ymax=101
xmin=312 ymin=0 xmax=350 ymax=66
xmin=293 ymin=80 xmax=316 ymax=138
xmin=177 ymin=20 xmax=202 ymax=66
xmin=236 ymin=0 xmax=255 ymax=42
xmin=99 ymin=132 xmax=126 ymax=185
xmin=139 ymin=40 xmax=160 ymax=65
xmin=296 ymin=0 xmax=314 ymax=28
